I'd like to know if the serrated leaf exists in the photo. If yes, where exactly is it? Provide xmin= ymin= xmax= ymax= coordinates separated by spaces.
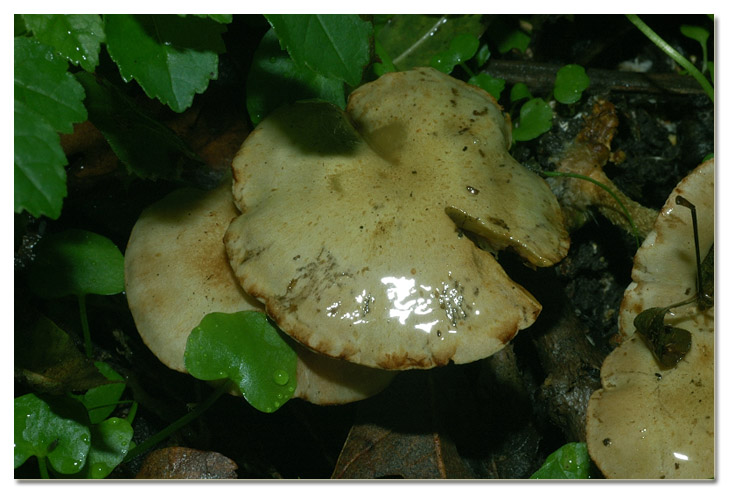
xmin=375 ymin=14 xmax=484 ymax=70
xmin=246 ymin=28 xmax=345 ymax=125
xmin=14 ymin=101 xmax=67 ymax=220
xmin=530 ymin=442 xmax=591 ymax=479
xmin=76 ymin=72 xmax=199 ymax=180
xmin=512 ymin=98 xmax=553 ymax=142
xmin=265 ymin=14 xmax=372 ymax=87
xmin=104 ymin=14 xmax=226 ymax=113
xmin=26 ymin=229 xmax=124 ymax=298
xmin=23 ymin=14 xmax=105 ymax=72
xmin=554 ymin=64 xmax=590 ymax=105
xmin=184 ymin=312 xmax=297 ymax=413
xmin=14 ymin=37 xmax=87 ymax=134
xmin=14 ymin=393 xmax=91 ymax=474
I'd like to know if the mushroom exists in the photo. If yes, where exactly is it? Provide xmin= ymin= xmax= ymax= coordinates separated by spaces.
xmin=224 ymin=67 xmax=570 ymax=370
xmin=585 ymin=158 xmax=714 ymax=478
xmin=125 ymin=181 xmax=396 ymax=405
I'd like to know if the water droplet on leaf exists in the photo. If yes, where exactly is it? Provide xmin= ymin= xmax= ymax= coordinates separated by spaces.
xmin=273 ymin=369 xmax=289 ymax=385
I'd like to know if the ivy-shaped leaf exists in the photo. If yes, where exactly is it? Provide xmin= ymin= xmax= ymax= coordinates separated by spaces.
xmin=76 ymin=72 xmax=199 ymax=180
xmin=14 ymin=37 xmax=87 ymax=219
xmin=246 ymin=28 xmax=346 ymax=126
xmin=554 ymin=64 xmax=590 ymax=105
xmin=530 ymin=442 xmax=591 ymax=479
xmin=104 ymin=14 xmax=226 ymax=113
xmin=23 ymin=14 xmax=105 ymax=72
xmin=14 ymin=393 xmax=91 ymax=475
xmin=512 ymin=97 xmax=553 ymax=142
xmin=26 ymin=229 xmax=124 ymax=299
xmin=265 ymin=14 xmax=372 ymax=87
xmin=73 ymin=417 xmax=134 ymax=479
xmin=184 ymin=312 xmax=298 ymax=413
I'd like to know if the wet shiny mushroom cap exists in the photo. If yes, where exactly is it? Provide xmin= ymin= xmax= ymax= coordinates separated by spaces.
xmin=125 ymin=182 xmax=395 ymax=405
xmin=586 ymin=158 xmax=714 ymax=479
xmin=224 ymin=67 xmax=569 ymax=370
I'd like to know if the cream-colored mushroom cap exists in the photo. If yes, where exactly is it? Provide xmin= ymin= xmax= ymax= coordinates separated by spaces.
xmin=586 ymin=158 xmax=714 ymax=479
xmin=125 ymin=182 xmax=395 ymax=405
xmin=225 ymin=67 xmax=570 ymax=370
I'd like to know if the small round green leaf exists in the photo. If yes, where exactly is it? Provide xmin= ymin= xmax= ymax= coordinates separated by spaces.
xmin=15 ymin=393 xmax=91 ymax=474
xmin=554 ymin=64 xmax=590 ymax=104
xmin=184 ymin=312 xmax=298 ymax=413
xmin=77 ymin=417 xmax=134 ymax=479
xmin=430 ymin=33 xmax=480 ymax=74
xmin=75 ymin=362 xmax=126 ymax=424
xmin=509 ymin=82 xmax=532 ymax=103
xmin=531 ymin=442 xmax=591 ymax=479
xmin=468 ymin=73 xmax=505 ymax=100
xmin=512 ymin=98 xmax=553 ymax=142
xmin=26 ymin=229 xmax=124 ymax=298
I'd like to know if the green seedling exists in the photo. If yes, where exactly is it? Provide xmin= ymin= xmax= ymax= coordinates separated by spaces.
xmin=14 ymin=393 xmax=91 ymax=478
xmin=246 ymin=28 xmax=346 ymax=126
xmin=680 ymin=24 xmax=710 ymax=74
xmin=487 ymin=19 xmax=531 ymax=54
xmin=553 ymin=64 xmax=590 ymax=104
xmin=184 ymin=311 xmax=298 ymax=413
xmin=510 ymin=82 xmax=532 ymax=104
xmin=531 ymin=442 xmax=592 ymax=479
xmin=626 ymin=14 xmax=713 ymax=102
xmin=430 ymin=32 xmax=480 ymax=74
xmin=26 ymin=229 xmax=125 ymax=358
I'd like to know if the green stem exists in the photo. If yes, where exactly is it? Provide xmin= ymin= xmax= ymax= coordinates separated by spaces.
xmin=542 ymin=170 xmax=641 ymax=249
xmin=78 ymin=294 xmax=92 ymax=358
xmin=459 ymin=61 xmax=476 ymax=78
xmin=626 ymin=14 xmax=714 ymax=102
xmin=37 ymin=456 xmax=50 ymax=479
xmin=123 ymin=384 xmax=227 ymax=462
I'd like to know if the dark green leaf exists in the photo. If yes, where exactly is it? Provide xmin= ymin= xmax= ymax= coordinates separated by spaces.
xmin=554 ymin=64 xmax=590 ymax=104
xmin=509 ymin=82 xmax=532 ymax=103
xmin=246 ymin=28 xmax=346 ymax=126
xmin=76 ymin=72 xmax=199 ymax=180
xmin=26 ymin=229 xmax=125 ymax=298
xmin=474 ymin=43 xmax=491 ymax=67
xmin=23 ymin=14 xmax=105 ymax=72
xmin=265 ymin=14 xmax=372 ymax=87
xmin=375 ymin=14 xmax=484 ymax=70
xmin=14 ymin=101 xmax=68 ymax=220
xmin=468 ymin=73 xmax=505 ymax=100
xmin=512 ymin=98 xmax=552 ymax=142
xmin=14 ymin=315 xmax=109 ymax=394
xmin=634 ymin=307 xmax=692 ymax=369
xmin=185 ymin=14 xmax=233 ymax=24
xmin=74 ymin=362 xmax=126 ymax=424
xmin=184 ymin=312 xmax=298 ymax=413
xmin=530 ymin=442 xmax=591 ymax=479
xmin=104 ymin=14 xmax=226 ymax=112
xmin=430 ymin=33 xmax=480 ymax=74
xmin=373 ymin=39 xmax=397 ymax=77
xmin=487 ymin=20 xmax=531 ymax=54
xmin=74 ymin=418 xmax=134 ymax=479
xmin=14 ymin=393 xmax=91 ymax=474
xmin=14 ymin=37 xmax=87 ymax=134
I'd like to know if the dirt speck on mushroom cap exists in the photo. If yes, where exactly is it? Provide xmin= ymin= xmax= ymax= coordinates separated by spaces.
xmin=225 ymin=68 xmax=569 ymax=370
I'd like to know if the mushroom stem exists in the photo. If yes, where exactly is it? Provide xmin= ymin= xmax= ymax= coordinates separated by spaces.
xmin=550 ymin=99 xmax=657 ymax=240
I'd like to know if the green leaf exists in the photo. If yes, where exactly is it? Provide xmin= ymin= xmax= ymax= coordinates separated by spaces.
xmin=246 ymin=28 xmax=346 ymax=126
xmin=375 ymin=14 xmax=484 ymax=70
xmin=373 ymin=39 xmax=397 ymax=77
xmin=474 ymin=43 xmax=492 ymax=67
xmin=468 ymin=73 xmax=505 ymax=100
xmin=184 ymin=312 xmax=298 ymax=413
xmin=530 ymin=442 xmax=591 ymax=479
xmin=509 ymin=82 xmax=532 ymax=103
xmin=680 ymin=24 xmax=710 ymax=73
xmin=14 ymin=101 xmax=68 ymax=220
xmin=554 ymin=64 xmax=590 ymax=104
xmin=74 ymin=362 xmax=126 ymax=424
xmin=75 ymin=417 xmax=134 ymax=479
xmin=15 ymin=393 xmax=91 ymax=474
xmin=14 ymin=37 xmax=87 ymax=134
xmin=512 ymin=98 xmax=553 ymax=142
xmin=184 ymin=14 xmax=233 ymax=24
xmin=430 ymin=33 xmax=480 ymax=74
xmin=23 ymin=14 xmax=105 ymax=72
xmin=265 ymin=14 xmax=372 ymax=87
xmin=26 ymin=229 xmax=125 ymax=298
xmin=76 ymin=71 xmax=199 ymax=180
xmin=488 ymin=19 xmax=531 ymax=54
xmin=104 ymin=14 xmax=226 ymax=112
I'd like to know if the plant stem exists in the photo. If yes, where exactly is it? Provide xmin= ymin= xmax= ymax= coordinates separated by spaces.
xmin=78 ymin=294 xmax=92 ymax=358
xmin=37 ymin=456 xmax=50 ymax=479
xmin=123 ymin=384 xmax=227 ymax=462
xmin=626 ymin=14 xmax=714 ymax=102
xmin=542 ymin=170 xmax=641 ymax=249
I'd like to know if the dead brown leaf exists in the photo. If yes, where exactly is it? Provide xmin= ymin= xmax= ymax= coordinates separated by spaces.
xmin=135 ymin=446 xmax=238 ymax=479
